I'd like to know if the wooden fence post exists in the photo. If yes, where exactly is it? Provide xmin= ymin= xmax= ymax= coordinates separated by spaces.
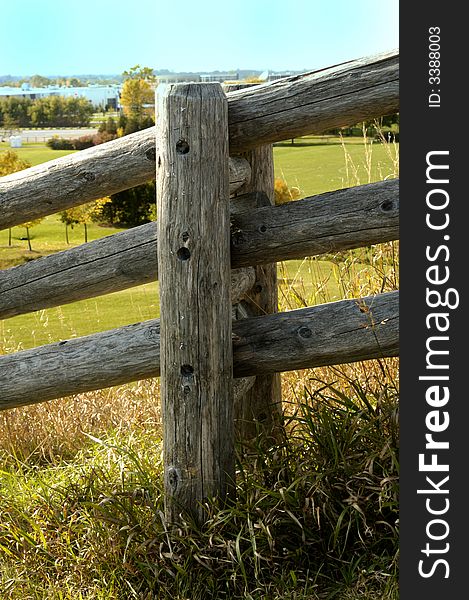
xmin=236 ymin=146 xmax=283 ymax=441
xmin=224 ymin=82 xmax=283 ymax=442
xmin=156 ymin=83 xmax=233 ymax=525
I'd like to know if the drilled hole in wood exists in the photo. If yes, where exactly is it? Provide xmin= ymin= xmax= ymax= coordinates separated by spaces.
xmin=380 ymin=200 xmax=394 ymax=212
xmin=298 ymin=326 xmax=312 ymax=339
xmin=176 ymin=139 xmax=190 ymax=154
xmin=177 ymin=247 xmax=191 ymax=261
xmin=258 ymin=224 xmax=267 ymax=233
xmin=145 ymin=147 xmax=156 ymax=161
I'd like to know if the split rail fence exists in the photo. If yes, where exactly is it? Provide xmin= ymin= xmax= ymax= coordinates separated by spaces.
xmin=0 ymin=50 xmax=399 ymax=524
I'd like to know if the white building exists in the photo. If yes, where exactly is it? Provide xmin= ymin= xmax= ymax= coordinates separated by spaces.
xmin=0 ymin=84 xmax=121 ymax=109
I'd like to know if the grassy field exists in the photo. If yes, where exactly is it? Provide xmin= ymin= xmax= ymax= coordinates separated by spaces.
xmin=273 ymin=135 xmax=398 ymax=197
xmin=0 ymin=134 xmax=399 ymax=599
xmin=0 ymin=141 xmax=76 ymax=165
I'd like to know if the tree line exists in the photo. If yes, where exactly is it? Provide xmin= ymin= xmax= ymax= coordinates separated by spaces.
xmin=0 ymin=95 xmax=95 ymax=129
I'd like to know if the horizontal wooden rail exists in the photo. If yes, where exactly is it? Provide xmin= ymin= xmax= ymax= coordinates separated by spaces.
xmin=0 ymin=153 xmax=250 ymax=231
xmin=0 ymin=50 xmax=398 ymax=230
xmin=228 ymin=50 xmax=398 ymax=152
xmin=0 ymin=179 xmax=398 ymax=320
xmin=0 ymin=291 xmax=398 ymax=410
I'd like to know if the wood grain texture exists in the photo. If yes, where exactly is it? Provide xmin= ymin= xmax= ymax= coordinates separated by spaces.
xmin=232 ymin=145 xmax=283 ymax=439
xmin=0 ymin=50 xmax=398 ymax=230
xmin=227 ymin=50 xmax=399 ymax=152
xmin=0 ymin=179 xmax=398 ymax=319
xmin=0 ymin=147 xmax=250 ymax=230
xmin=156 ymin=83 xmax=233 ymax=524
xmin=0 ymin=291 xmax=399 ymax=411
xmin=230 ymin=178 xmax=399 ymax=266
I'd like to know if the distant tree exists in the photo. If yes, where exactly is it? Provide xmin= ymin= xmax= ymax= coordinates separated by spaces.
xmin=0 ymin=97 xmax=32 ymax=128
xmin=28 ymin=96 xmax=94 ymax=127
xmin=122 ymin=65 xmax=156 ymax=82
xmin=98 ymin=182 xmax=155 ymax=227
xmin=0 ymin=150 xmax=31 ymax=246
xmin=20 ymin=218 xmax=44 ymax=251
xmin=68 ymin=77 xmax=84 ymax=87
xmin=120 ymin=64 xmax=155 ymax=121
xmin=59 ymin=198 xmax=111 ymax=243
xmin=105 ymin=116 xmax=117 ymax=134
xmin=29 ymin=74 xmax=52 ymax=87
xmin=120 ymin=78 xmax=154 ymax=119
xmin=0 ymin=150 xmax=30 ymax=176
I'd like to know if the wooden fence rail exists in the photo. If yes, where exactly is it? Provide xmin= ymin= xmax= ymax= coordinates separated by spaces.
xmin=0 ymin=50 xmax=398 ymax=230
xmin=0 ymin=50 xmax=400 ymax=524
xmin=0 ymin=179 xmax=398 ymax=320
xmin=0 ymin=291 xmax=398 ymax=411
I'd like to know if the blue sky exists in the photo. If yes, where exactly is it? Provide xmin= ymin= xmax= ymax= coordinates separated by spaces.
xmin=1 ymin=0 xmax=398 ymax=75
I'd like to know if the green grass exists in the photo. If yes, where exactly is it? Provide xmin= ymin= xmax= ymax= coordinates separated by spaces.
xmin=273 ymin=136 xmax=398 ymax=198
xmin=0 ymin=141 xmax=76 ymax=166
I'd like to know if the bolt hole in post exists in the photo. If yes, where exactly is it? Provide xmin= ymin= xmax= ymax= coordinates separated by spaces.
xmin=180 ymin=364 xmax=194 ymax=377
xmin=176 ymin=139 xmax=190 ymax=154
xmin=177 ymin=247 xmax=191 ymax=261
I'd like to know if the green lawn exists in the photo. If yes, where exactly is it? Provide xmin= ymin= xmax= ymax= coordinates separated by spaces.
xmin=0 ymin=141 xmax=76 ymax=166
xmin=1 ymin=137 xmax=398 ymax=352
xmin=273 ymin=135 xmax=398 ymax=197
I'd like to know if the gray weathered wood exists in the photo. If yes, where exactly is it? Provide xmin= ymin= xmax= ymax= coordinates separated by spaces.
xmin=228 ymin=50 xmax=398 ymax=152
xmin=156 ymin=83 xmax=233 ymax=524
xmin=0 ymin=146 xmax=250 ymax=230
xmin=232 ymin=145 xmax=283 ymax=439
xmin=0 ymin=291 xmax=399 ymax=411
xmin=0 ymin=50 xmax=398 ymax=230
xmin=230 ymin=178 xmax=399 ymax=266
xmin=0 ymin=179 xmax=398 ymax=319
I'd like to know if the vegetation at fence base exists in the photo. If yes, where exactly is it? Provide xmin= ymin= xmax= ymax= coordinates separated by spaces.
xmin=0 ymin=95 xmax=95 ymax=129
xmin=0 ymin=369 xmax=398 ymax=600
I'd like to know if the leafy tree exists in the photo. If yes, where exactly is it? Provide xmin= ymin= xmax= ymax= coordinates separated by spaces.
xmin=0 ymin=97 xmax=32 ymax=128
xmin=29 ymin=74 xmax=51 ymax=88
xmin=68 ymin=77 xmax=84 ymax=87
xmin=0 ymin=150 xmax=30 ymax=176
xmin=105 ymin=116 xmax=117 ymax=134
xmin=98 ymin=182 xmax=155 ymax=227
xmin=20 ymin=219 xmax=44 ymax=251
xmin=28 ymin=96 xmax=94 ymax=127
xmin=120 ymin=78 xmax=154 ymax=119
xmin=0 ymin=150 xmax=31 ymax=246
xmin=120 ymin=64 xmax=155 ymax=121
xmin=122 ymin=65 xmax=156 ymax=82
xmin=59 ymin=198 xmax=111 ymax=243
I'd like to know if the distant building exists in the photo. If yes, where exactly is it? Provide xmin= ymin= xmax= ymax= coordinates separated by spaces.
xmin=267 ymin=70 xmax=302 ymax=81
xmin=156 ymin=74 xmax=201 ymax=84
xmin=200 ymin=73 xmax=239 ymax=83
xmin=0 ymin=84 xmax=121 ymax=109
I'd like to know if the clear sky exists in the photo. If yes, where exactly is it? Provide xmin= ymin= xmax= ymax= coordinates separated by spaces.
xmin=1 ymin=0 xmax=398 ymax=76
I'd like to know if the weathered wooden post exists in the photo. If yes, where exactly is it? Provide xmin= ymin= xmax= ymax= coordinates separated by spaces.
xmin=224 ymin=83 xmax=283 ymax=442
xmin=156 ymin=83 xmax=233 ymax=524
